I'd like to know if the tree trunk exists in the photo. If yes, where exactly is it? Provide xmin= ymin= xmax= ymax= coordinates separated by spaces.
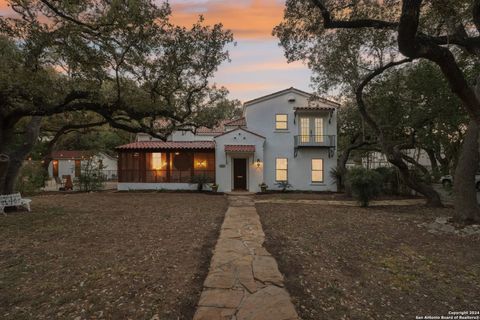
xmin=386 ymin=146 xmax=443 ymax=207
xmin=355 ymin=59 xmax=443 ymax=207
xmin=0 ymin=154 xmax=9 ymax=195
xmin=337 ymin=134 xmax=369 ymax=191
xmin=425 ymin=148 xmax=440 ymax=179
xmin=453 ymin=120 xmax=480 ymax=223
xmin=1 ymin=117 xmax=42 ymax=194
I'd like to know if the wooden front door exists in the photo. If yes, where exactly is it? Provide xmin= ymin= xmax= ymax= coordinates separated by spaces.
xmin=75 ymin=160 xmax=81 ymax=177
xmin=52 ymin=160 xmax=59 ymax=178
xmin=233 ymin=158 xmax=247 ymax=190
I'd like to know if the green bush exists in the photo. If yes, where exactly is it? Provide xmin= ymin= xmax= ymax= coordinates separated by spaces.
xmin=75 ymin=159 xmax=106 ymax=192
xmin=16 ymin=161 xmax=47 ymax=195
xmin=275 ymin=181 xmax=292 ymax=192
xmin=346 ymin=167 xmax=382 ymax=207
xmin=374 ymin=166 xmax=400 ymax=195
xmin=190 ymin=174 xmax=214 ymax=191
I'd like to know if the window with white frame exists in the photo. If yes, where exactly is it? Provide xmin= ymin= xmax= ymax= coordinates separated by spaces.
xmin=275 ymin=114 xmax=288 ymax=130
xmin=311 ymin=159 xmax=324 ymax=183
xmin=276 ymin=158 xmax=288 ymax=181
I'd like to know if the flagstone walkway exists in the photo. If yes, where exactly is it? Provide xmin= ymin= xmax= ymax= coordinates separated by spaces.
xmin=193 ymin=195 xmax=299 ymax=320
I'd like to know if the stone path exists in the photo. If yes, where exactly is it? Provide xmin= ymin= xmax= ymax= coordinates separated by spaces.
xmin=193 ymin=195 xmax=299 ymax=320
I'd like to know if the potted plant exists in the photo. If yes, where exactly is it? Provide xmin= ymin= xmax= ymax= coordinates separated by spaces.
xmin=190 ymin=174 xmax=212 ymax=191
xmin=210 ymin=183 xmax=219 ymax=193
xmin=259 ymin=182 xmax=268 ymax=193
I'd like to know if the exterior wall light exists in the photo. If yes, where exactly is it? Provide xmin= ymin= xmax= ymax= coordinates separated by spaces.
xmin=256 ymin=158 xmax=261 ymax=168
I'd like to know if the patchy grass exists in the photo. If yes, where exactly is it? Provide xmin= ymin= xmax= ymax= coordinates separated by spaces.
xmin=0 ymin=192 xmax=228 ymax=320
xmin=257 ymin=201 xmax=480 ymax=320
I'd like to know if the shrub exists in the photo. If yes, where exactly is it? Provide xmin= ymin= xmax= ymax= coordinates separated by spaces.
xmin=75 ymin=159 xmax=106 ymax=192
xmin=190 ymin=174 xmax=213 ymax=191
xmin=16 ymin=161 xmax=47 ymax=195
xmin=346 ymin=167 xmax=382 ymax=207
xmin=275 ymin=181 xmax=292 ymax=192
xmin=330 ymin=166 xmax=344 ymax=190
xmin=374 ymin=166 xmax=400 ymax=195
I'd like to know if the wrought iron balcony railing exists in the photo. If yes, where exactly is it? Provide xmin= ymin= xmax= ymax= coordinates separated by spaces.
xmin=294 ymin=135 xmax=336 ymax=148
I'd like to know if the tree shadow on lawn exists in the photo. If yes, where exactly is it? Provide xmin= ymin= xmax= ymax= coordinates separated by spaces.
xmin=257 ymin=203 xmax=480 ymax=320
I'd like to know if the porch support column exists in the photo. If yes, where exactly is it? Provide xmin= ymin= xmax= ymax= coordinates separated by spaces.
xmin=166 ymin=152 xmax=171 ymax=182
xmin=190 ymin=152 xmax=195 ymax=179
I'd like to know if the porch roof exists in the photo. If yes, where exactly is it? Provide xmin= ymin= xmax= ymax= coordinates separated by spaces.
xmin=116 ymin=141 xmax=215 ymax=151
xmin=224 ymin=145 xmax=255 ymax=153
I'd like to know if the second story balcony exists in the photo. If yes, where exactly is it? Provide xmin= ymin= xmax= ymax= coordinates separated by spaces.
xmin=294 ymin=135 xmax=336 ymax=148
xmin=294 ymin=135 xmax=336 ymax=158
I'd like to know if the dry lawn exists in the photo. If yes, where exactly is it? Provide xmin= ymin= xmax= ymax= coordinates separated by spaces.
xmin=0 ymin=192 xmax=228 ymax=320
xmin=257 ymin=201 xmax=480 ymax=320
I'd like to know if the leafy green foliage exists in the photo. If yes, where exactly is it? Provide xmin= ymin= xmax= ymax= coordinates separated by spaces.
xmin=16 ymin=161 xmax=48 ymax=195
xmin=275 ymin=181 xmax=292 ymax=192
xmin=190 ymin=174 xmax=214 ymax=191
xmin=75 ymin=160 xmax=106 ymax=192
xmin=0 ymin=1 xmax=236 ymax=193
xmin=347 ymin=167 xmax=382 ymax=207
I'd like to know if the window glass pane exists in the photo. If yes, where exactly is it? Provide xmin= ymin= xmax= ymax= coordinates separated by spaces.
xmin=312 ymin=159 xmax=324 ymax=182
xmin=300 ymin=118 xmax=310 ymax=142
xmin=276 ymin=170 xmax=287 ymax=181
xmin=276 ymin=158 xmax=287 ymax=170
xmin=151 ymin=153 xmax=164 ymax=170
xmin=312 ymin=159 xmax=323 ymax=170
xmin=312 ymin=171 xmax=323 ymax=182
xmin=276 ymin=114 xmax=288 ymax=129
xmin=276 ymin=158 xmax=288 ymax=181
xmin=315 ymin=118 xmax=324 ymax=142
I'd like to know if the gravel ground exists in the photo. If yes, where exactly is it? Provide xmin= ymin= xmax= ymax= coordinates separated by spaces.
xmin=257 ymin=201 xmax=480 ymax=320
xmin=0 ymin=192 xmax=228 ymax=320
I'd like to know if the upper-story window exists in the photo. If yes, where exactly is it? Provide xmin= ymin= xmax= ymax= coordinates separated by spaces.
xmin=299 ymin=116 xmax=324 ymax=142
xmin=275 ymin=114 xmax=288 ymax=130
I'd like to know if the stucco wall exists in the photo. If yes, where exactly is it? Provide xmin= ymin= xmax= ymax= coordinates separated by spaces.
xmin=117 ymin=183 xmax=201 ymax=191
xmin=214 ymin=129 xmax=265 ymax=192
xmin=244 ymin=90 xmax=338 ymax=191
xmin=48 ymin=153 xmax=118 ymax=180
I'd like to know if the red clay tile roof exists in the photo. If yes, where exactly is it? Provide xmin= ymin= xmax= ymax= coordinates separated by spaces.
xmin=116 ymin=141 xmax=215 ymax=150
xmin=224 ymin=118 xmax=246 ymax=126
xmin=214 ymin=127 xmax=265 ymax=139
xmin=51 ymin=151 xmax=93 ymax=160
xmin=225 ymin=145 xmax=256 ymax=153
xmin=196 ymin=119 xmax=229 ymax=135
xmin=294 ymin=106 xmax=336 ymax=111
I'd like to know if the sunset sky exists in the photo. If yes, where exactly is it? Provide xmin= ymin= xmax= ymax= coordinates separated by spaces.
xmin=0 ymin=0 xmax=314 ymax=101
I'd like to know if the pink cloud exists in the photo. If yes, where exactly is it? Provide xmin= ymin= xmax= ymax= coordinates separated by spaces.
xmin=170 ymin=0 xmax=284 ymax=39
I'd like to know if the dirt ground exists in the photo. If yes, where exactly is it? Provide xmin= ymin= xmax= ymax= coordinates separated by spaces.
xmin=257 ymin=201 xmax=480 ymax=320
xmin=0 ymin=192 xmax=228 ymax=320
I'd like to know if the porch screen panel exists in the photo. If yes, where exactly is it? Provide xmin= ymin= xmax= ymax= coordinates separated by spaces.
xmin=194 ymin=152 xmax=215 ymax=182
xmin=119 ymin=152 xmax=141 ymax=182
xmin=315 ymin=118 xmax=324 ymax=142
xmin=170 ymin=152 xmax=193 ymax=183
xmin=146 ymin=152 xmax=168 ymax=182
xmin=300 ymin=118 xmax=310 ymax=143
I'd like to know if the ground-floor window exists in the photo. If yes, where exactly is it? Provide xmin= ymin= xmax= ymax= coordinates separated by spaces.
xmin=276 ymin=158 xmax=288 ymax=181
xmin=311 ymin=158 xmax=324 ymax=183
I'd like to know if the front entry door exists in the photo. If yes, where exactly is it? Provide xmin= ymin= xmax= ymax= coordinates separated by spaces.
xmin=233 ymin=158 xmax=247 ymax=190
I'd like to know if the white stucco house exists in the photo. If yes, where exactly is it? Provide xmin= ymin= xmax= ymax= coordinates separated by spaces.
xmin=47 ymin=151 xmax=118 ymax=181
xmin=116 ymin=88 xmax=339 ymax=192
